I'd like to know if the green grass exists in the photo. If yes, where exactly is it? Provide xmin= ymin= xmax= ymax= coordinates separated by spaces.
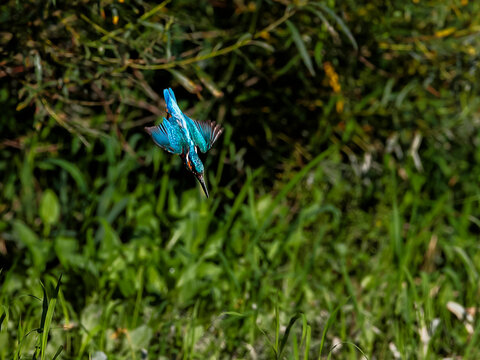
xmin=2 ymin=0 xmax=480 ymax=358
xmin=2 ymin=141 xmax=480 ymax=358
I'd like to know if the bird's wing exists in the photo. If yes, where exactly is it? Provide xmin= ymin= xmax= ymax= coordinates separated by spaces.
xmin=145 ymin=119 xmax=183 ymax=154
xmin=184 ymin=116 xmax=224 ymax=153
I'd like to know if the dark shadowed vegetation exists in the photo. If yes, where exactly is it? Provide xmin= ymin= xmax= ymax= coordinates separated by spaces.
xmin=1 ymin=0 xmax=480 ymax=358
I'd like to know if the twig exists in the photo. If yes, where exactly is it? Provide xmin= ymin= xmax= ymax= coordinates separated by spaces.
xmin=127 ymin=7 xmax=296 ymax=70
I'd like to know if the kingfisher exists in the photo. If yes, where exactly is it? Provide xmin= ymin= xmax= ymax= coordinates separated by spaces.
xmin=145 ymin=88 xmax=223 ymax=198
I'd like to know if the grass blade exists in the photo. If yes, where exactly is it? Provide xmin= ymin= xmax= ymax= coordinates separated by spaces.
xmin=318 ymin=303 xmax=342 ymax=358
xmin=251 ymin=146 xmax=336 ymax=247
xmin=224 ymin=167 xmax=262 ymax=231
xmin=52 ymin=346 xmax=63 ymax=360
xmin=42 ymin=159 xmax=88 ymax=193
xmin=310 ymin=3 xmax=358 ymax=50
xmin=219 ymin=311 xmax=247 ymax=317
xmin=304 ymin=325 xmax=311 ymax=360
xmin=39 ymin=283 xmax=48 ymax=334
xmin=278 ymin=313 xmax=306 ymax=359
xmin=258 ymin=325 xmax=276 ymax=357
xmin=328 ymin=341 xmax=369 ymax=359
xmin=274 ymin=303 xmax=280 ymax=356
xmin=41 ymin=275 xmax=62 ymax=360
xmin=300 ymin=313 xmax=307 ymax=348
xmin=0 ymin=311 xmax=6 ymax=331
xmin=286 ymin=20 xmax=316 ymax=76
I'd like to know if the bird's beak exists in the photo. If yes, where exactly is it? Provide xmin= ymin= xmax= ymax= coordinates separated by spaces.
xmin=196 ymin=173 xmax=209 ymax=198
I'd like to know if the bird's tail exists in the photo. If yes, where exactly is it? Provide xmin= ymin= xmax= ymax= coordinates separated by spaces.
xmin=163 ymin=88 xmax=187 ymax=128
xmin=164 ymin=88 xmax=177 ymax=103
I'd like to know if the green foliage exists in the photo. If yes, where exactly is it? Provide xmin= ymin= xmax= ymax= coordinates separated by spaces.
xmin=1 ymin=0 xmax=480 ymax=359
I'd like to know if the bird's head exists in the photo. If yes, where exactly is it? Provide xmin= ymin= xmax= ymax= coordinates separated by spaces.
xmin=183 ymin=148 xmax=208 ymax=198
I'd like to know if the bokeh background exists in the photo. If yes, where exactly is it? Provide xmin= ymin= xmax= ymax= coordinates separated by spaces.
xmin=1 ymin=0 xmax=480 ymax=358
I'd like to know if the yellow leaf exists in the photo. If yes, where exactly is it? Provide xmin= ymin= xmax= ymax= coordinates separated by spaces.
xmin=466 ymin=46 xmax=476 ymax=55
xmin=336 ymin=99 xmax=344 ymax=113
xmin=259 ymin=31 xmax=270 ymax=40
xmin=434 ymin=27 xmax=455 ymax=38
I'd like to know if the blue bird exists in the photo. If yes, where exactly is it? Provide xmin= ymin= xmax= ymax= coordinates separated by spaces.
xmin=145 ymin=88 xmax=223 ymax=198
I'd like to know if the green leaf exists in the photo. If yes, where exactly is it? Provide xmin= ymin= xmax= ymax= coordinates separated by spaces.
xmin=13 ymin=220 xmax=49 ymax=271
xmin=54 ymin=236 xmax=82 ymax=269
xmin=286 ymin=20 xmax=315 ymax=76
xmin=97 ymin=218 xmax=121 ymax=259
xmin=41 ymin=159 xmax=88 ymax=193
xmin=314 ymin=41 xmax=323 ymax=67
xmin=40 ymin=189 xmax=60 ymax=226
xmin=250 ymin=40 xmax=275 ymax=53
xmin=130 ymin=325 xmax=153 ymax=350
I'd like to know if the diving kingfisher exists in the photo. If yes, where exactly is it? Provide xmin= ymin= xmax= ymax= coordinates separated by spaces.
xmin=145 ymin=88 xmax=223 ymax=198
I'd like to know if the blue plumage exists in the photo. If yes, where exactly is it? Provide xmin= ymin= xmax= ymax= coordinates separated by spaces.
xmin=145 ymin=88 xmax=224 ymax=198
xmin=148 ymin=117 xmax=183 ymax=154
